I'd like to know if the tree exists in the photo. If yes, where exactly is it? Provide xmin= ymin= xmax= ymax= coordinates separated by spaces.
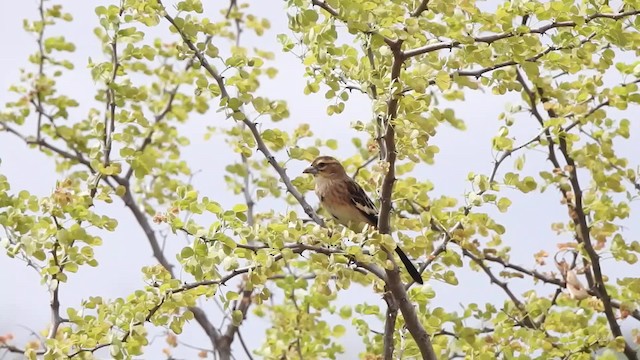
xmin=1 ymin=0 xmax=639 ymax=359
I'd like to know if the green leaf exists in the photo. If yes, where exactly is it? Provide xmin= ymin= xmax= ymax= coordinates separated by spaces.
xmin=231 ymin=309 xmax=244 ymax=326
xmin=333 ymin=324 xmax=346 ymax=337
xmin=180 ymin=247 xmax=194 ymax=259
xmin=497 ymin=197 xmax=512 ymax=212
xmin=435 ymin=71 xmax=451 ymax=91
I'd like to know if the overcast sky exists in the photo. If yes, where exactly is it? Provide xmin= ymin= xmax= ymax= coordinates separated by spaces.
xmin=1 ymin=1 xmax=638 ymax=359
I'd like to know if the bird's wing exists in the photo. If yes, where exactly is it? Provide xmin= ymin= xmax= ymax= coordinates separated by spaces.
xmin=347 ymin=179 xmax=379 ymax=227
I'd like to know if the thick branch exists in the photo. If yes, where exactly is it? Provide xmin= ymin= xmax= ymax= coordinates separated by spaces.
xmin=311 ymin=0 xmax=339 ymax=17
xmin=516 ymin=69 xmax=598 ymax=287
xmin=378 ymin=40 xmax=404 ymax=234
xmin=514 ymin=69 xmax=637 ymax=359
xmin=385 ymin=274 xmax=436 ymax=359
xmin=552 ymin=111 xmax=637 ymax=360
xmin=376 ymin=39 xmax=437 ymax=359
xmin=411 ymin=0 xmax=430 ymax=17
xmin=117 ymin=184 xmax=174 ymax=272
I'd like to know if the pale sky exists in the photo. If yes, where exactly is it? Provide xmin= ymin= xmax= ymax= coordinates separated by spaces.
xmin=1 ymin=1 xmax=638 ymax=359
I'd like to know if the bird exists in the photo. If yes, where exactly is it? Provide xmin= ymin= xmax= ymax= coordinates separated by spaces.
xmin=303 ymin=155 xmax=423 ymax=284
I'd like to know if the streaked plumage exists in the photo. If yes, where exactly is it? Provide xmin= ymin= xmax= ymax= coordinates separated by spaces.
xmin=303 ymin=156 xmax=423 ymax=284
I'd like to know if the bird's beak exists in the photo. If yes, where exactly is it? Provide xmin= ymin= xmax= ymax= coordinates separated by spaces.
xmin=303 ymin=166 xmax=318 ymax=175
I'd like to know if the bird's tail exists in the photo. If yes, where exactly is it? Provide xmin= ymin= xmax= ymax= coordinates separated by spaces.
xmin=395 ymin=246 xmax=423 ymax=284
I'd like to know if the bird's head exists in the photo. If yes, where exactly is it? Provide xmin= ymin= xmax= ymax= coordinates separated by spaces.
xmin=303 ymin=156 xmax=346 ymax=179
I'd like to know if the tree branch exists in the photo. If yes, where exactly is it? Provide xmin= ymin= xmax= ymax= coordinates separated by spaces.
xmin=310 ymin=0 xmax=339 ymax=18
xmin=375 ymin=39 xmax=438 ymax=359
xmin=410 ymin=0 xmax=430 ymax=17
xmin=236 ymin=328 xmax=254 ymax=360
xmin=68 ymin=293 xmax=170 ymax=358
xmin=463 ymin=249 xmax=536 ymax=329
xmin=471 ymin=249 xmax=640 ymax=322
xmin=382 ymin=292 xmax=398 ymax=360
xmin=402 ymin=11 xmax=638 ymax=59
xmin=158 ymin=1 xmax=324 ymax=226
xmin=482 ymin=253 xmax=563 ymax=287
xmin=538 ymin=86 xmax=638 ymax=360
xmin=123 ymin=48 xmax=196 ymax=182
xmin=512 ymin=67 xmax=637 ymax=359
xmin=0 ymin=344 xmax=45 ymax=356
xmin=34 ymin=0 xmax=47 ymax=143
xmin=168 ymin=239 xmax=388 ymax=293
xmin=103 ymin=29 xmax=119 ymax=169
xmin=47 ymin=241 xmax=63 ymax=340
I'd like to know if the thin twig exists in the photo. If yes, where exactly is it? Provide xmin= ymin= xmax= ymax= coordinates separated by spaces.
xmin=463 ymin=249 xmax=536 ymax=328
xmin=236 ymin=328 xmax=254 ymax=360
xmin=158 ymin=1 xmax=324 ymax=226
xmin=34 ymin=0 xmax=47 ymax=143
xmin=352 ymin=154 xmax=378 ymax=179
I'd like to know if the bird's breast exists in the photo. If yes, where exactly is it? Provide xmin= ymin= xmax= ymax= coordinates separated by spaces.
xmin=315 ymin=177 xmax=367 ymax=231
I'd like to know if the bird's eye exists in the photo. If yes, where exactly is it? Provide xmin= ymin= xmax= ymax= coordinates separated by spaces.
xmin=316 ymin=162 xmax=326 ymax=169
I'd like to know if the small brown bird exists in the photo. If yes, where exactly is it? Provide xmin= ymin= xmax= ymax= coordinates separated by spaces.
xmin=303 ymin=156 xmax=423 ymax=284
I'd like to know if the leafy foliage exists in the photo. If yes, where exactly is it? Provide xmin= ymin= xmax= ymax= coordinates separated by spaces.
xmin=1 ymin=0 xmax=640 ymax=359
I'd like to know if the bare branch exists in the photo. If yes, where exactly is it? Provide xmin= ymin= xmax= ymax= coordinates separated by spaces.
xmin=236 ymin=328 xmax=254 ymax=360
xmin=463 ymin=249 xmax=536 ymax=329
xmin=517 ymin=68 xmax=600 ymax=290
xmin=382 ymin=293 xmax=398 ymax=360
xmin=0 ymin=345 xmax=44 ymax=356
xmin=510 ymin=67 xmax=637 ymax=358
xmin=0 ymin=123 xmax=97 ymax=172
xmin=310 ymin=0 xmax=339 ymax=18
xmin=403 ymin=42 xmax=458 ymax=59
xmin=47 ymin=240 xmax=63 ymax=340
xmin=117 ymin=183 xmax=174 ymax=272
xmin=482 ymin=253 xmax=564 ymax=287
xmin=352 ymin=154 xmax=378 ymax=179
xmin=240 ymin=152 xmax=255 ymax=226
xmin=377 ymin=39 xmax=404 ymax=234
xmin=34 ymin=0 xmax=47 ymax=143
xmin=473 ymin=250 xmax=640 ymax=322
xmin=103 ymin=31 xmax=120 ymax=169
